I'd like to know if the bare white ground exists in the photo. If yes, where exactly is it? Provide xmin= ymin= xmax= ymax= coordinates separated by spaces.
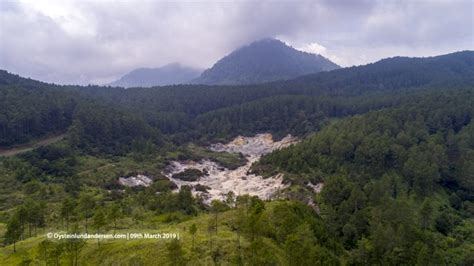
xmin=307 ymin=182 xmax=324 ymax=193
xmin=165 ymin=133 xmax=298 ymax=203
xmin=118 ymin=174 xmax=153 ymax=187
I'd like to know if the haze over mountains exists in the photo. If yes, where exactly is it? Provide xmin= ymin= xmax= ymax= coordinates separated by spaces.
xmin=109 ymin=63 xmax=202 ymax=88
xmin=109 ymin=38 xmax=340 ymax=87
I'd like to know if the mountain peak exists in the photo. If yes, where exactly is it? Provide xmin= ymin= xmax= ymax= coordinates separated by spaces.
xmin=252 ymin=37 xmax=284 ymax=44
xmin=236 ymin=38 xmax=291 ymax=52
xmin=192 ymin=38 xmax=339 ymax=85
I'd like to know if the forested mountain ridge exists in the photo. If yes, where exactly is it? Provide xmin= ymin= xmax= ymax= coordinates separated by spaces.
xmin=0 ymin=51 xmax=473 ymax=151
xmin=283 ymin=50 xmax=474 ymax=95
xmin=75 ymin=51 xmax=474 ymax=143
xmin=109 ymin=63 xmax=202 ymax=88
xmin=192 ymin=38 xmax=340 ymax=85
xmin=80 ymin=50 xmax=474 ymax=115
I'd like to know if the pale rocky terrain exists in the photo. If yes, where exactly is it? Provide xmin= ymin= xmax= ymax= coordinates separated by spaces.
xmin=118 ymin=174 xmax=153 ymax=187
xmin=116 ymin=134 xmax=324 ymax=204
xmin=307 ymin=182 xmax=324 ymax=193
xmin=164 ymin=134 xmax=298 ymax=203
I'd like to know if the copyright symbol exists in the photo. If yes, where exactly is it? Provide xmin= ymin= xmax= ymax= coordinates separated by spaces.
xmin=47 ymin=233 xmax=53 ymax=238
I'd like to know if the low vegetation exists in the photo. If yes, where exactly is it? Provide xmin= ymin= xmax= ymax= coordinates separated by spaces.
xmin=172 ymin=169 xmax=208 ymax=181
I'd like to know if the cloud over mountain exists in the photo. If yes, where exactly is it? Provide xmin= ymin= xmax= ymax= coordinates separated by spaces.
xmin=0 ymin=0 xmax=472 ymax=85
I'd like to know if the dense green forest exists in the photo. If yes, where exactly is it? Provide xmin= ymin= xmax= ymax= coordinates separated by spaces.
xmin=0 ymin=85 xmax=78 ymax=146
xmin=0 ymin=51 xmax=473 ymax=265
xmin=254 ymin=89 xmax=474 ymax=264
xmin=1 ymin=51 xmax=473 ymax=149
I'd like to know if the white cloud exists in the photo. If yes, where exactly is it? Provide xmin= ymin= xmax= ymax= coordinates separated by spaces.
xmin=298 ymin=42 xmax=327 ymax=55
xmin=0 ymin=0 xmax=472 ymax=85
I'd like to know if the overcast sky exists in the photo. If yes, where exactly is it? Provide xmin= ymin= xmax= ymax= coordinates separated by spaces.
xmin=0 ymin=0 xmax=472 ymax=85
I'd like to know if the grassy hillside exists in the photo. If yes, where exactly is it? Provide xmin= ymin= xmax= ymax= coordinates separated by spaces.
xmin=0 ymin=202 xmax=325 ymax=265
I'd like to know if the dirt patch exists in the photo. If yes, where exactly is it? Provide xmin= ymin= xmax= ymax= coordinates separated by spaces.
xmin=0 ymin=134 xmax=66 ymax=157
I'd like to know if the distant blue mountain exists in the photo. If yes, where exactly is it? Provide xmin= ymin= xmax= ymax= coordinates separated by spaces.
xmin=109 ymin=63 xmax=202 ymax=88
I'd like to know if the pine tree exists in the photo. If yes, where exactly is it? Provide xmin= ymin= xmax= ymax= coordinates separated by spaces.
xmin=189 ymin=223 xmax=197 ymax=251
xmin=78 ymin=193 xmax=96 ymax=233
xmin=64 ymin=225 xmax=86 ymax=266
xmin=61 ymin=197 xmax=76 ymax=231
xmin=107 ymin=202 xmax=122 ymax=234
xmin=166 ymin=239 xmax=186 ymax=265
xmin=92 ymin=209 xmax=107 ymax=248
xmin=4 ymin=214 xmax=22 ymax=253
xmin=419 ymin=199 xmax=433 ymax=230
xmin=210 ymin=200 xmax=227 ymax=234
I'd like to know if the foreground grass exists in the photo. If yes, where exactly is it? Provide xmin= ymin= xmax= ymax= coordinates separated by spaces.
xmin=0 ymin=210 xmax=274 ymax=265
